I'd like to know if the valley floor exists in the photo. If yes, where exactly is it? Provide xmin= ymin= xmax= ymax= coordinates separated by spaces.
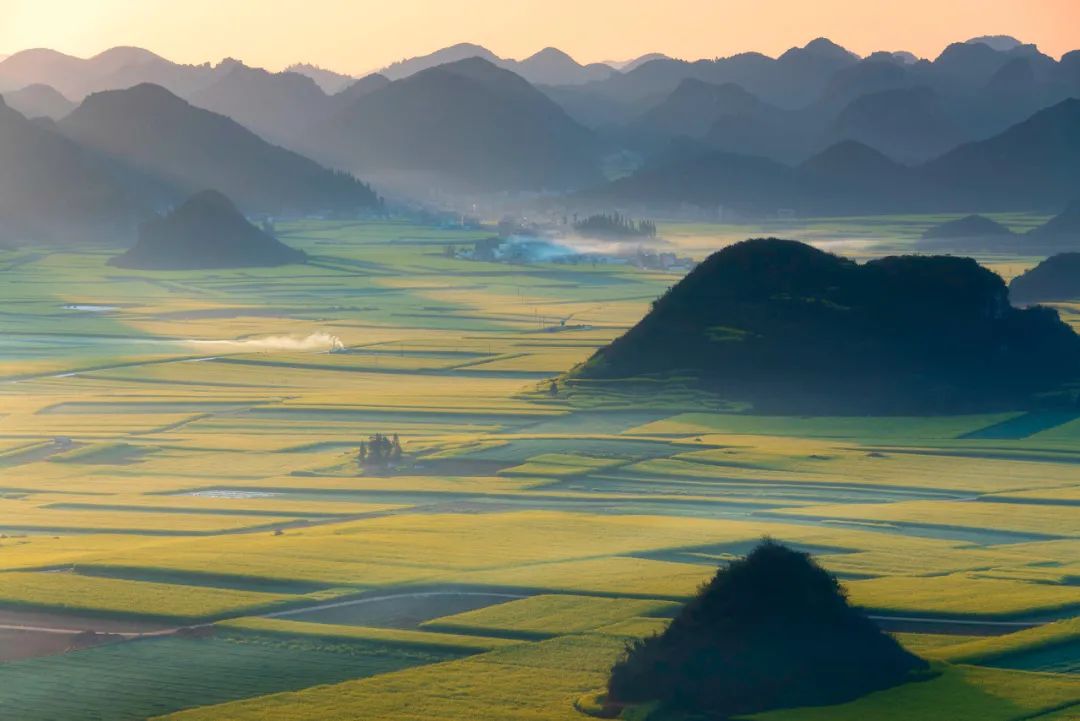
xmin=0 ymin=217 xmax=1077 ymax=720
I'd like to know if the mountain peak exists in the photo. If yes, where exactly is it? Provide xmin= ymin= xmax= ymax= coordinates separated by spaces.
xmin=90 ymin=46 xmax=164 ymax=65
xmin=966 ymin=35 xmax=1025 ymax=52
xmin=803 ymin=37 xmax=859 ymax=61
xmin=526 ymin=46 xmax=575 ymax=62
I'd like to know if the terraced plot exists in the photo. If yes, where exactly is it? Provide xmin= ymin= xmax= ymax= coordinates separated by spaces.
xmin=0 ymin=218 xmax=1077 ymax=721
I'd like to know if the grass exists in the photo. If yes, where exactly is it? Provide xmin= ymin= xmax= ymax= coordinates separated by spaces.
xmin=421 ymin=594 xmax=678 ymax=639
xmin=0 ymin=217 xmax=1077 ymax=719
xmin=0 ymin=571 xmax=322 ymax=621
xmin=932 ymin=618 xmax=1080 ymax=665
xmin=747 ymin=665 xmax=1080 ymax=721
xmin=220 ymin=617 xmax=520 ymax=652
xmin=158 ymin=637 xmax=623 ymax=721
xmin=847 ymin=574 xmax=1080 ymax=618
xmin=0 ymin=633 xmax=459 ymax=721
xmin=774 ymin=500 xmax=1080 ymax=538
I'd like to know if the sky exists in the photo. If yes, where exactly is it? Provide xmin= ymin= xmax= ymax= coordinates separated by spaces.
xmin=2 ymin=0 xmax=1079 ymax=74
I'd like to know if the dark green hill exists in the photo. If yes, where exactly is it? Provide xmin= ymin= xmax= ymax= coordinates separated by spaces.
xmin=608 ymin=540 xmax=927 ymax=718
xmin=572 ymin=238 xmax=1080 ymax=413
xmin=60 ymin=83 xmax=379 ymax=216
xmin=1010 ymin=253 xmax=1080 ymax=304
xmin=109 ymin=190 xmax=306 ymax=270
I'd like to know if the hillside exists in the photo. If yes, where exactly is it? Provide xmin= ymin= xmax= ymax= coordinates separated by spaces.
xmin=379 ymin=43 xmax=613 ymax=86
xmin=110 ymin=190 xmax=307 ymax=269
xmin=285 ymin=63 xmax=355 ymax=94
xmin=0 ymin=96 xmax=144 ymax=242
xmin=630 ymin=79 xmax=771 ymax=140
xmin=572 ymin=238 xmax=1080 ymax=412
xmin=0 ymin=47 xmax=211 ymax=100
xmin=187 ymin=60 xmax=331 ymax=153
xmin=1026 ymin=198 xmax=1080 ymax=249
xmin=921 ymin=98 xmax=1080 ymax=209
xmin=1010 ymin=253 xmax=1080 ymax=304
xmin=608 ymin=541 xmax=926 ymax=718
xmin=1 ymin=84 xmax=74 ymax=119
xmin=325 ymin=58 xmax=601 ymax=191
xmin=596 ymin=97 xmax=1080 ymax=214
xmin=592 ymin=149 xmax=800 ymax=211
xmin=919 ymin=214 xmax=1017 ymax=250
xmin=826 ymin=86 xmax=962 ymax=164
xmin=60 ymin=83 xmax=380 ymax=216
xmin=798 ymin=140 xmax=923 ymax=212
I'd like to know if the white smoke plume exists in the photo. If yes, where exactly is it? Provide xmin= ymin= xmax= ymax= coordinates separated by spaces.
xmin=185 ymin=332 xmax=345 ymax=353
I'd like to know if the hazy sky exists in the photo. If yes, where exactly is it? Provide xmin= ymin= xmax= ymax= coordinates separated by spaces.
xmin=3 ymin=0 xmax=1079 ymax=73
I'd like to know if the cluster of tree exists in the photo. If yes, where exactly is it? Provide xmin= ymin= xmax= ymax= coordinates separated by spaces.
xmin=573 ymin=212 xmax=657 ymax=239
xmin=357 ymin=433 xmax=403 ymax=467
xmin=607 ymin=540 xmax=927 ymax=718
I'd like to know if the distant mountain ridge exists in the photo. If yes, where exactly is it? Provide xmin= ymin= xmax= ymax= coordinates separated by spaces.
xmin=1 ymin=83 xmax=74 ymax=119
xmin=285 ymin=63 xmax=356 ymax=93
xmin=377 ymin=43 xmax=615 ymax=85
xmin=0 ymin=95 xmax=145 ymax=242
xmin=318 ymin=57 xmax=602 ymax=192
xmin=59 ymin=83 xmax=380 ymax=216
xmin=595 ymin=96 xmax=1080 ymax=215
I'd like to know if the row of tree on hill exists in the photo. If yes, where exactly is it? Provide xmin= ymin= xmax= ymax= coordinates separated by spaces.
xmin=573 ymin=213 xmax=657 ymax=239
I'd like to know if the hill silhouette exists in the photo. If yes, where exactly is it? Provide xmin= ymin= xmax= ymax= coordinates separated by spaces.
xmin=378 ymin=43 xmax=613 ymax=86
xmin=60 ymin=84 xmax=380 ymax=216
xmin=630 ymin=79 xmax=771 ymax=140
xmin=608 ymin=540 xmax=927 ymax=718
xmin=921 ymin=98 xmax=1080 ymax=209
xmin=285 ymin=63 xmax=355 ymax=94
xmin=826 ymin=86 xmax=961 ymax=164
xmin=919 ymin=214 xmax=1017 ymax=250
xmin=515 ymin=47 xmax=614 ymax=86
xmin=109 ymin=190 xmax=307 ymax=270
xmin=187 ymin=60 xmax=331 ymax=153
xmin=325 ymin=58 xmax=601 ymax=191
xmin=0 ymin=95 xmax=144 ymax=242
xmin=1010 ymin=254 xmax=1080 ymax=304
xmin=1027 ymin=198 xmax=1080 ymax=249
xmin=2 ymin=84 xmax=73 ymax=119
xmin=573 ymin=239 xmax=1080 ymax=413
xmin=0 ymin=47 xmax=211 ymax=100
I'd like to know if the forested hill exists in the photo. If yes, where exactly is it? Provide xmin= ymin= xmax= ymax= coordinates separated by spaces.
xmin=572 ymin=238 xmax=1080 ymax=413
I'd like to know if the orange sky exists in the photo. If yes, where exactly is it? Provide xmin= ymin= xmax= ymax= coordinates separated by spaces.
xmin=3 ymin=0 xmax=1079 ymax=73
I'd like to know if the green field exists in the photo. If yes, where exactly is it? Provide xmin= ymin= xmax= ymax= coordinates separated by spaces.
xmin=0 ymin=218 xmax=1077 ymax=720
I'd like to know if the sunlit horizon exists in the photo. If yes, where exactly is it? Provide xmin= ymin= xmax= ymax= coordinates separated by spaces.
xmin=4 ymin=0 xmax=1080 ymax=75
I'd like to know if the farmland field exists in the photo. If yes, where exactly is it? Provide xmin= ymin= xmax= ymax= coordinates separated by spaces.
xmin=0 ymin=218 xmax=1077 ymax=720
